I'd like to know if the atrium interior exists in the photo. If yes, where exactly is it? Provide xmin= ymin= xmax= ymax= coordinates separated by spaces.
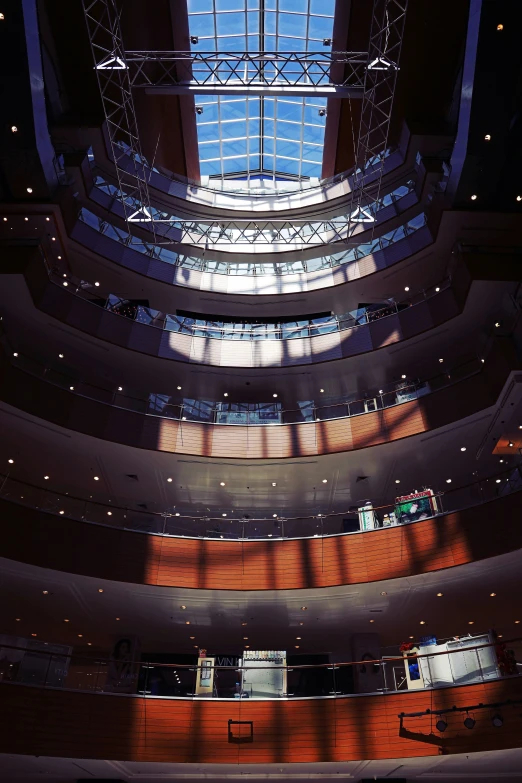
xmin=0 ymin=0 xmax=522 ymax=781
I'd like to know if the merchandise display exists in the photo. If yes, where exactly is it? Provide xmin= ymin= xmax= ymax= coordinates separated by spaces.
xmin=240 ymin=650 xmax=287 ymax=698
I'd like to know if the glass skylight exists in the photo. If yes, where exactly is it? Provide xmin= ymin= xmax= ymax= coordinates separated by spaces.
xmin=187 ymin=0 xmax=335 ymax=186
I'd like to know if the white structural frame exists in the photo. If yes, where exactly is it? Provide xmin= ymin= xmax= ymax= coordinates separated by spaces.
xmin=82 ymin=0 xmax=408 ymax=246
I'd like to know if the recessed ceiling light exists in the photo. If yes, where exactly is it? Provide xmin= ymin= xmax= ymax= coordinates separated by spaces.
xmin=401 ymin=374 xmax=406 ymax=379
xmin=98 ymin=589 xmax=104 ymax=593
xmin=471 ymin=194 xmax=477 ymax=201
xmin=241 ymin=622 xmax=247 ymax=626
xmin=243 ymin=637 xmax=248 ymax=640
xmin=63 ymin=282 xmax=68 ymax=287
xmin=223 ymin=392 xmax=228 ymax=397
xmin=13 ymin=352 xmax=18 ymax=357
xmin=180 ymin=605 xmax=186 ymax=610
xmin=222 ymin=513 xmax=227 ymax=517
xmin=26 ymin=187 xmax=33 ymax=193
xmin=69 ymin=386 xmax=74 ymax=391
xmin=461 ymin=447 xmax=466 ymax=452
xmin=395 ymin=479 xmax=400 ymax=484
xmin=115 ymin=617 xmax=120 ymax=621
xmin=58 ymin=353 xmax=64 ymax=358
xmin=117 ymin=386 xmax=123 ymax=391
xmin=490 ymin=592 xmax=497 ymax=597
xmin=299 ymin=622 xmax=304 ymax=626
xmin=190 ymin=636 xmax=195 ymax=639
xmin=509 ymin=442 xmax=514 ymax=447
xmin=78 ymin=634 xmax=83 ymax=638
xmin=59 ymin=510 xmax=64 ymax=515
xmin=484 ymin=134 xmax=491 ymax=141
xmin=42 ymin=590 xmax=49 ymax=595
xmin=63 ymin=619 xmax=69 ymax=623
xmin=420 ymin=621 xmax=426 ymax=625
xmin=44 ymin=475 xmax=49 ymax=480
xmin=220 ymin=481 xmax=225 ymax=486
xmin=404 ymin=286 xmax=409 ymax=291
xmin=51 ymin=237 xmax=56 ymax=241
xmin=24 ymin=217 xmax=28 ymax=221
xmin=301 ymin=606 xmax=307 ymax=611
xmin=446 ymin=479 xmax=452 ymax=483
xmin=87 ymin=642 xmax=92 ymax=646
xmin=295 ymin=645 xmax=300 ymax=649
xmin=496 ymin=479 xmax=501 ymax=483
xmin=175 ymin=512 xmax=180 ymax=516
xmin=8 ymin=459 xmax=13 ymax=464
xmin=94 ymin=281 xmax=100 ymax=286
xmin=107 ymin=511 xmax=112 ymax=516
xmin=15 ymin=618 xmax=21 ymax=622
xmin=244 ymin=645 xmax=250 ymax=649
xmin=439 ymin=358 xmax=444 ymax=363
xmin=515 ymin=621 xmax=521 ymax=625
xmin=93 ymin=476 xmax=99 ymax=481
xmin=437 ymin=592 xmax=443 ymax=597
xmin=497 ymin=23 xmax=503 ymax=30
xmin=369 ymin=619 xmax=374 ymax=623
xmin=167 ymin=478 xmax=173 ymax=482
xmin=409 ymin=636 xmax=414 ymax=639
xmin=273 ymin=393 xmax=278 ymax=398
xmin=177 ymin=385 xmax=182 ymax=390
xmin=435 ymin=286 xmax=440 ymax=292
xmin=379 ymin=389 xmax=383 ymax=394
xmin=272 ymin=514 xmax=277 ymax=518
xmin=322 ymin=479 xmax=328 ymax=483
xmin=517 ymin=196 xmax=522 ymax=202
xmin=495 ymin=322 xmax=500 ymax=328
xmin=31 ymin=633 xmax=37 ymax=637
xmin=319 ymin=388 xmax=324 ymax=393
xmin=11 ymin=125 xmax=17 ymax=132
xmin=468 ymin=621 xmax=474 ymax=625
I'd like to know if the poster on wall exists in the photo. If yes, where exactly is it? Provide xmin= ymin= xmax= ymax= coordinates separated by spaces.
xmin=395 ymin=490 xmax=437 ymax=524
xmin=104 ymin=636 xmax=141 ymax=693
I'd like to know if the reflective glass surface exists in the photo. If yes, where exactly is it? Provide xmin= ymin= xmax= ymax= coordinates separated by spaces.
xmin=187 ymin=0 xmax=335 ymax=184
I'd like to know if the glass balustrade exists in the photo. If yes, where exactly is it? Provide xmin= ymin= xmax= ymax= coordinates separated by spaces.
xmin=1 ymin=634 xmax=520 ymax=699
xmin=1 ymin=464 xmax=520 ymax=540
xmin=77 ymin=203 xmax=427 ymax=275
xmin=50 ymin=260 xmax=445 ymax=340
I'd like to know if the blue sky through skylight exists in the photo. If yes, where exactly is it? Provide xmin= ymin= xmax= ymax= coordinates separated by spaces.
xmin=187 ymin=0 xmax=335 ymax=183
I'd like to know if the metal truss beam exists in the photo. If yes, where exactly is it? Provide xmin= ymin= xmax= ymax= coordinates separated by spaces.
xmin=117 ymin=50 xmax=368 ymax=98
xmin=82 ymin=0 xmax=408 ymax=246
xmin=351 ymin=0 xmax=408 ymax=224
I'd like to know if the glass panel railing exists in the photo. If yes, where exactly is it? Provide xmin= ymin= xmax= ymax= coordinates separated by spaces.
xmin=7 ymin=335 xmax=482 ymax=429
xmin=51 ymin=260 xmax=448 ymax=341
xmin=1 ymin=464 xmax=520 ymax=540
xmin=0 ymin=635 xmax=520 ymax=700
xmin=76 ymin=205 xmax=428 ymax=275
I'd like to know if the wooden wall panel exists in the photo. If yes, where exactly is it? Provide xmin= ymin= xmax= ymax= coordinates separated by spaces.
xmin=351 ymin=409 xmax=387 ymax=449
xmin=1 ymin=492 xmax=521 ymax=590
xmin=383 ymin=399 xmax=426 ymax=440
xmin=1 ymin=678 xmax=522 ymax=763
xmin=190 ymin=335 xmax=223 ymax=366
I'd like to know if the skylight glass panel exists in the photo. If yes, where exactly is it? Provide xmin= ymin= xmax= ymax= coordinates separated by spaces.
xmin=187 ymin=0 xmax=335 ymax=186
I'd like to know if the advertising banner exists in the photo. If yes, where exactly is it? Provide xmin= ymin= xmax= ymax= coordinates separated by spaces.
xmin=104 ymin=636 xmax=141 ymax=693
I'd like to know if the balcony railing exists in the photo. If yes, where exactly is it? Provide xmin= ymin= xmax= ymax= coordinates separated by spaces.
xmin=77 ymin=206 xmax=427 ymax=274
xmin=1 ymin=635 xmax=520 ymax=700
xmin=52 ymin=261 xmax=448 ymax=342
xmin=1 ymin=464 xmax=520 ymax=540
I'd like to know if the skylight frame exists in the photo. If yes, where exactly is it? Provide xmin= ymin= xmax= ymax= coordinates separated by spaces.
xmin=187 ymin=0 xmax=335 ymax=187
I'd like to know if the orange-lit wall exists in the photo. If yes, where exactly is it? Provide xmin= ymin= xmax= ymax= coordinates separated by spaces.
xmin=1 ymin=678 xmax=522 ymax=762
xmin=0 ymin=491 xmax=520 ymax=589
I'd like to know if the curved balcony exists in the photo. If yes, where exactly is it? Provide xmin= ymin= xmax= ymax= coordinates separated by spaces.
xmin=73 ymin=201 xmax=429 ymax=281
xmin=27 ymin=255 xmax=463 ymax=369
xmin=0 ymin=650 xmax=521 ymax=764
xmin=0 ymin=471 xmax=520 ymax=589
xmin=0 ymin=329 xmax=518 ymax=461
xmin=85 ymin=169 xmax=421 ymax=256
